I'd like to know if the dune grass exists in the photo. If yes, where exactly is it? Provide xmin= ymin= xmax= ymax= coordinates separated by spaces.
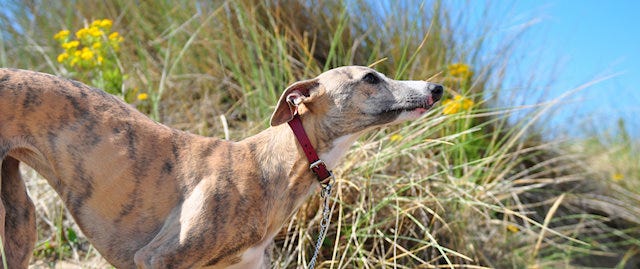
xmin=1 ymin=0 xmax=639 ymax=268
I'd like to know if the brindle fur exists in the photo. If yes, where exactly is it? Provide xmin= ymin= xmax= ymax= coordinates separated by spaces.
xmin=0 ymin=66 xmax=442 ymax=268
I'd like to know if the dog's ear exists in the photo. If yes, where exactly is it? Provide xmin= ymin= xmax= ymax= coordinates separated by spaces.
xmin=270 ymin=79 xmax=319 ymax=126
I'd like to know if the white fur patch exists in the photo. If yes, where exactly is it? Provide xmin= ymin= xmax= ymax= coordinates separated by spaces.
xmin=179 ymin=182 xmax=207 ymax=242
xmin=319 ymin=134 xmax=360 ymax=170
xmin=397 ymin=80 xmax=428 ymax=91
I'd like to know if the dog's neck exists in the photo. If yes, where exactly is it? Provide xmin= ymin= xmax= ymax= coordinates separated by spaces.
xmin=240 ymin=118 xmax=357 ymax=234
xmin=248 ymin=116 xmax=358 ymax=176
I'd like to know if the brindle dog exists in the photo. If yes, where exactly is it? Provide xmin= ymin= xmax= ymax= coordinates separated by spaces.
xmin=0 ymin=66 xmax=442 ymax=268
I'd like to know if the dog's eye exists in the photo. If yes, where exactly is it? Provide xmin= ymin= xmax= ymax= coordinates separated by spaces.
xmin=362 ymin=73 xmax=380 ymax=84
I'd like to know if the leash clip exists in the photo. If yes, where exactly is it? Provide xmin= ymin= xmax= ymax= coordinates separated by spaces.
xmin=320 ymin=181 xmax=332 ymax=198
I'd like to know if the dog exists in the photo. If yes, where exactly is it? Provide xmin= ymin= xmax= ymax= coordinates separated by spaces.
xmin=0 ymin=66 xmax=442 ymax=268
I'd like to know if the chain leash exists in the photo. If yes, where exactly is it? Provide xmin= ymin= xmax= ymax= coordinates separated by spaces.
xmin=307 ymin=182 xmax=333 ymax=269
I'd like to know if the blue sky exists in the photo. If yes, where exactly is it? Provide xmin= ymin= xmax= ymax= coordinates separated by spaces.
xmin=448 ymin=1 xmax=639 ymax=138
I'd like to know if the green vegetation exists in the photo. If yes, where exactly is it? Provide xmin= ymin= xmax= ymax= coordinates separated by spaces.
xmin=1 ymin=0 xmax=638 ymax=268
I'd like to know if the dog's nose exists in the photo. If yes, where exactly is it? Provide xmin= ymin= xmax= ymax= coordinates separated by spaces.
xmin=429 ymin=83 xmax=443 ymax=101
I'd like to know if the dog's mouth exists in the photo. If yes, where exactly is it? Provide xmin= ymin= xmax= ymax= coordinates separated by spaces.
xmin=421 ymin=95 xmax=439 ymax=111
xmin=363 ymin=94 xmax=441 ymax=127
xmin=390 ymin=95 xmax=441 ymax=116
xmin=369 ymin=93 xmax=442 ymax=124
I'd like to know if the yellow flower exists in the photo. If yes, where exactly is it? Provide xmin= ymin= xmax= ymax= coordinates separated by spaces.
xmin=108 ymin=32 xmax=124 ymax=51
xmin=137 ymin=93 xmax=149 ymax=101
xmin=390 ymin=134 xmax=403 ymax=142
xmin=442 ymin=100 xmax=458 ymax=114
xmin=54 ymin=30 xmax=70 ymax=41
xmin=99 ymin=19 xmax=113 ymax=28
xmin=506 ymin=224 xmax=520 ymax=233
xmin=80 ymin=47 xmax=94 ymax=60
xmin=108 ymin=32 xmax=120 ymax=41
xmin=459 ymin=96 xmax=474 ymax=110
xmin=76 ymin=28 xmax=89 ymax=39
xmin=93 ymin=19 xmax=113 ymax=29
xmin=61 ymin=40 xmax=80 ymax=49
xmin=442 ymin=95 xmax=475 ymax=115
xmin=57 ymin=52 xmax=69 ymax=63
xmin=612 ymin=173 xmax=624 ymax=182
xmin=88 ymin=26 xmax=103 ymax=37
xmin=54 ymin=18 xmax=122 ymax=71
xmin=447 ymin=63 xmax=473 ymax=80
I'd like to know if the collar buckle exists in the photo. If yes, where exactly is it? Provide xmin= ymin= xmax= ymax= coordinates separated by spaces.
xmin=309 ymin=159 xmax=326 ymax=170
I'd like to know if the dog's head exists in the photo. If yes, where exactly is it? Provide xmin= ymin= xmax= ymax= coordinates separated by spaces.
xmin=270 ymin=66 xmax=443 ymax=137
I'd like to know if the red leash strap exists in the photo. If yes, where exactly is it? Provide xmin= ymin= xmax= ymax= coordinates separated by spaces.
xmin=287 ymin=113 xmax=333 ymax=184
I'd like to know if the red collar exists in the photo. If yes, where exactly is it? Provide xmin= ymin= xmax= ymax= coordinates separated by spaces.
xmin=287 ymin=113 xmax=333 ymax=185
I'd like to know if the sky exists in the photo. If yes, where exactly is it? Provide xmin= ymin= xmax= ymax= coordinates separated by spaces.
xmin=449 ymin=1 xmax=640 ymax=138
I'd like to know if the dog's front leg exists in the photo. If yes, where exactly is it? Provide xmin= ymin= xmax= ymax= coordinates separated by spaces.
xmin=132 ymin=182 xmax=244 ymax=269
xmin=134 ymin=178 xmax=269 ymax=269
